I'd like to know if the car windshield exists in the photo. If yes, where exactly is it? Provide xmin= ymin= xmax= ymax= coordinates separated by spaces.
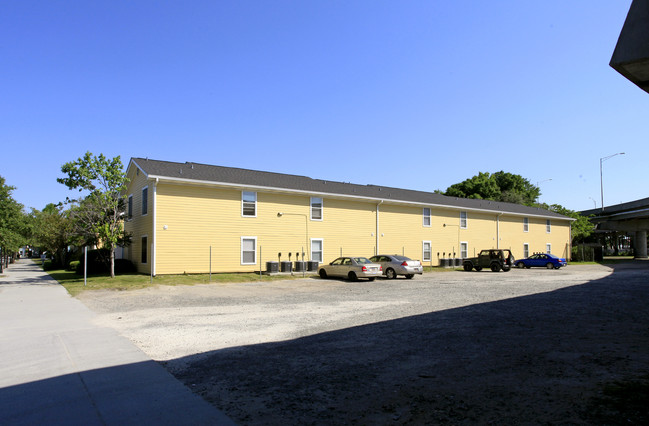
xmin=393 ymin=255 xmax=411 ymax=261
xmin=353 ymin=257 xmax=372 ymax=264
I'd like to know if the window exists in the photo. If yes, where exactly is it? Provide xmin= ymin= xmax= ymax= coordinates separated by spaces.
xmin=546 ymin=243 xmax=552 ymax=254
xmin=523 ymin=217 xmax=529 ymax=232
xmin=141 ymin=236 xmax=148 ymax=264
xmin=460 ymin=242 xmax=468 ymax=259
xmin=423 ymin=241 xmax=432 ymax=262
xmin=423 ymin=208 xmax=431 ymax=227
xmin=242 ymin=191 xmax=257 ymax=217
xmin=142 ymin=187 xmax=148 ymax=216
xmin=460 ymin=211 xmax=468 ymax=229
xmin=241 ymin=237 xmax=257 ymax=265
xmin=523 ymin=243 xmax=529 ymax=258
xmin=546 ymin=219 xmax=551 ymax=233
xmin=311 ymin=239 xmax=323 ymax=263
xmin=127 ymin=195 xmax=133 ymax=219
xmin=311 ymin=197 xmax=323 ymax=220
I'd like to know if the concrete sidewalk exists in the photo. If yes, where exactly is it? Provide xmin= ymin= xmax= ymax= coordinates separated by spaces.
xmin=0 ymin=259 xmax=234 ymax=425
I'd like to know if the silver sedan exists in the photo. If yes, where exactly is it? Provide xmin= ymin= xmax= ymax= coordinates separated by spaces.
xmin=369 ymin=255 xmax=423 ymax=279
xmin=318 ymin=257 xmax=383 ymax=281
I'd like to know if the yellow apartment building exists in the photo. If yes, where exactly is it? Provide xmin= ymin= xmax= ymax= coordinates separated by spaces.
xmin=123 ymin=158 xmax=573 ymax=275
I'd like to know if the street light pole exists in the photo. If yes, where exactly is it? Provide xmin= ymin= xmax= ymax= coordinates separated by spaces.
xmin=600 ymin=152 xmax=625 ymax=211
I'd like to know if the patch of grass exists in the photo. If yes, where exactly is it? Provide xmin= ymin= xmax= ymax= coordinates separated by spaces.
xmin=42 ymin=266 xmax=313 ymax=297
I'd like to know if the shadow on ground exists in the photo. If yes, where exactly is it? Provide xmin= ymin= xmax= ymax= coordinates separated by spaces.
xmin=167 ymin=262 xmax=649 ymax=425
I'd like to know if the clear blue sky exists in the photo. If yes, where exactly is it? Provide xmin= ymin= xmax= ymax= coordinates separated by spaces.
xmin=2 ymin=1 xmax=646 ymax=212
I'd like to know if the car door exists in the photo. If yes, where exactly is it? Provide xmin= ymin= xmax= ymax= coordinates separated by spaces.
xmin=328 ymin=258 xmax=345 ymax=277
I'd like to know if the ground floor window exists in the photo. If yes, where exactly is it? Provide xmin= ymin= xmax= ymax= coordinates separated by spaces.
xmin=141 ymin=236 xmax=148 ymax=264
xmin=423 ymin=241 xmax=432 ymax=262
xmin=546 ymin=243 xmax=552 ymax=254
xmin=460 ymin=242 xmax=468 ymax=259
xmin=311 ymin=238 xmax=323 ymax=263
xmin=523 ymin=243 xmax=529 ymax=258
xmin=241 ymin=237 xmax=257 ymax=265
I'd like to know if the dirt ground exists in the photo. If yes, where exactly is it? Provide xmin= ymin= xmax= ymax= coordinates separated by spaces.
xmin=78 ymin=263 xmax=649 ymax=425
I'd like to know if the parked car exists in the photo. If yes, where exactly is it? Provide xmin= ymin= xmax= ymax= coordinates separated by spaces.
xmin=515 ymin=253 xmax=567 ymax=269
xmin=463 ymin=249 xmax=515 ymax=272
xmin=368 ymin=254 xmax=423 ymax=279
xmin=318 ymin=257 xmax=382 ymax=281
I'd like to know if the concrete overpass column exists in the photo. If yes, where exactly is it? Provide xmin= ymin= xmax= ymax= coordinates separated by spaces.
xmin=634 ymin=230 xmax=648 ymax=259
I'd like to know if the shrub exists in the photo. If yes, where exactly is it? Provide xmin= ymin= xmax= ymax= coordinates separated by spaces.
xmin=68 ymin=260 xmax=80 ymax=271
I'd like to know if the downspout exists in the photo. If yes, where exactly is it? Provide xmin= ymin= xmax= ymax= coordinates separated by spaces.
xmin=152 ymin=178 xmax=158 ymax=276
xmin=496 ymin=212 xmax=504 ymax=249
xmin=376 ymin=200 xmax=383 ymax=255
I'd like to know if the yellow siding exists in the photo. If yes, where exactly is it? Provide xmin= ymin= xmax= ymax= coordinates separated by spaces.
xmin=122 ymin=163 xmax=574 ymax=275
xmin=154 ymin=184 xmax=379 ymax=274
xmin=123 ymin=166 xmax=153 ymax=274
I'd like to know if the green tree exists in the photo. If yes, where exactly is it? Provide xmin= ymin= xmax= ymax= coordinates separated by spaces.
xmin=0 ymin=175 xmax=27 ymax=269
xmin=57 ymin=152 xmax=130 ymax=278
xmin=30 ymin=203 xmax=75 ymax=268
xmin=445 ymin=171 xmax=540 ymax=206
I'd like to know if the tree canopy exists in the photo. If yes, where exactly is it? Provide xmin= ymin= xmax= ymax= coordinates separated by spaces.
xmin=58 ymin=152 xmax=130 ymax=278
xmin=0 ymin=176 xmax=27 ymax=252
xmin=444 ymin=171 xmax=540 ymax=206
xmin=444 ymin=171 xmax=594 ymax=244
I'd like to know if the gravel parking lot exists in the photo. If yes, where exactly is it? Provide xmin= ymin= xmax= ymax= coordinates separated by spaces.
xmin=79 ymin=263 xmax=649 ymax=424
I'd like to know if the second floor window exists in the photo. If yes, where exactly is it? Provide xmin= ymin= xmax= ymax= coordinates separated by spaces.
xmin=423 ymin=208 xmax=431 ymax=227
xmin=242 ymin=191 xmax=257 ymax=217
xmin=460 ymin=211 xmax=468 ymax=229
xmin=311 ymin=197 xmax=323 ymax=220
xmin=523 ymin=217 xmax=529 ymax=232
xmin=142 ymin=187 xmax=148 ymax=215
xmin=546 ymin=219 xmax=551 ymax=233
xmin=128 ymin=195 xmax=133 ymax=219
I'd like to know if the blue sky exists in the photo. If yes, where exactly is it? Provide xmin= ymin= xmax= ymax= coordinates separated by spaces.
xmin=2 ymin=1 xmax=646 ymax=212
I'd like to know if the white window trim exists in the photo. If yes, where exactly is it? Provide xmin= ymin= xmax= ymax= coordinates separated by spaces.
xmin=423 ymin=208 xmax=431 ymax=227
xmin=141 ymin=235 xmax=148 ymax=264
xmin=460 ymin=241 xmax=468 ymax=259
xmin=460 ymin=211 xmax=468 ymax=229
xmin=310 ymin=238 xmax=324 ymax=263
xmin=546 ymin=219 xmax=551 ymax=233
xmin=546 ymin=243 xmax=552 ymax=254
xmin=310 ymin=197 xmax=323 ymax=221
xmin=523 ymin=243 xmax=529 ymax=258
xmin=523 ymin=217 xmax=529 ymax=233
xmin=422 ymin=240 xmax=432 ymax=262
xmin=241 ymin=236 xmax=257 ymax=265
xmin=141 ymin=186 xmax=149 ymax=216
xmin=242 ymin=191 xmax=257 ymax=218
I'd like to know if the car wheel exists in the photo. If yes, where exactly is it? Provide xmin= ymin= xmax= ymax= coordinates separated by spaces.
xmin=405 ymin=274 xmax=414 ymax=279
xmin=386 ymin=268 xmax=397 ymax=279
xmin=502 ymin=266 xmax=511 ymax=272
xmin=348 ymin=271 xmax=358 ymax=281
xmin=319 ymin=269 xmax=327 ymax=279
xmin=368 ymin=277 xmax=376 ymax=281
xmin=463 ymin=263 xmax=472 ymax=272
xmin=546 ymin=263 xmax=554 ymax=269
xmin=517 ymin=262 xmax=525 ymax=268
xmin=490 ymin=263 xmax=501 ymax=272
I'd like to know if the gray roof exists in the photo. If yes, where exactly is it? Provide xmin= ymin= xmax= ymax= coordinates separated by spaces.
xmin=130 ymin=157 xmax=570 ymax=220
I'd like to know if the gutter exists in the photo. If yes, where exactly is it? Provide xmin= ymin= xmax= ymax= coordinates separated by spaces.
xmin=152 ymin=178 xmax=158 ymax=277
xmin=376 ymin=200 xmax=383 ymax=255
